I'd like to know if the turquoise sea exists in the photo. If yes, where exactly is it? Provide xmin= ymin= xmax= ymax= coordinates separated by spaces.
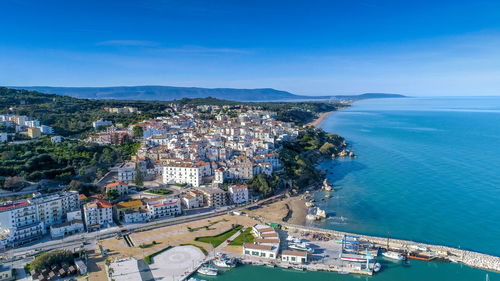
xmin=315 ymin=97 xmax=500 ymax=256
xmin=198 ymin=97 xmax=500 ymax=281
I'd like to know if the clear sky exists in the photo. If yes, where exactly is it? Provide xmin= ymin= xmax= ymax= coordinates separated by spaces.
xmin=1 ymin=0 xmax=500 ymax=96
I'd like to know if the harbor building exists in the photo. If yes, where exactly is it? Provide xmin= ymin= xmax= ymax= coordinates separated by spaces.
xmin=281 ymin=250 xmax=308 ymax=264
xmin=243 ymin=243 xmax=279 ymax=259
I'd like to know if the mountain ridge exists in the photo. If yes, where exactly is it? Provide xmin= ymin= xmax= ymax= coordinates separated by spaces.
xmin=10 ymin=85 xmax=405 ymax=101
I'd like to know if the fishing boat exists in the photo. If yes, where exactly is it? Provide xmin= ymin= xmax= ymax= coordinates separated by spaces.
xmin=213 ymin=258 xmax=236 ymax=268
xmin=197 ymin=265 xmax=218 ymax=276
xmin=406 ymin=252 xmax=435 ymax=261
xmin=382 ymin=251 xmax=406 ymax=261
xmin=292 ymin=266 xmax=305 ymax=271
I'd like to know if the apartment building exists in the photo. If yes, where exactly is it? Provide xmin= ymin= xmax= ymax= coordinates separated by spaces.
xmin=146 ymin=198 xmax=182 ymax=219
xmin=118 ymin=162 xmax=136 ymax=183
xmin=83 ymin=199 xmax=113 ymax=230
xmin=228 ymin=185 xmax=249 ymax=204
xmin=27 ymin=127 xmax=41 ymax=138
xmin=163 ymin=163 xmax=202 ymax=187
xmin=30 ymin=191 xmax=80 ymax=230
xmin=197 ymin=187 xmax=227 ymax=208
xmin=0 ymin=201 xmax=44 ymax=247
xmin=104 ymin=182 xmax=129 ymax=196
xmin=114 ymin=200 xmax=149 ymax=223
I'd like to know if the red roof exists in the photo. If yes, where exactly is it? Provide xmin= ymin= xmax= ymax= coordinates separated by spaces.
xmin=0 ymin=201 xmax=30 ymax=212
xmin=96 ymin=199 xmax=112 ymax=208
xmin=105 ymin=182 xmax=128 ymax=188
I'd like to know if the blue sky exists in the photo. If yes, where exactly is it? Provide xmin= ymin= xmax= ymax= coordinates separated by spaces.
xmin=1 ymin=0 xmax=500 ymax=96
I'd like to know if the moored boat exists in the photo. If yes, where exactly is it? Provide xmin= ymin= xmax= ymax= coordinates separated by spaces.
xmin=406 ymin=252 xmax=435 ymax=261
xmin=197 ymin=265 xmax=218 ymax=276
xmin=382 ymin=251 xmax=406 ymax=261
xmin=372 ymin=262 xmax=382 ymax=272
xmin=213 ymin=258 xmax=236 ymax=268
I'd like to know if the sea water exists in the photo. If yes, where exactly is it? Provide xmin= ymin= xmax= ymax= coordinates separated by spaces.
xmin=315 ymin=97 xmax=500 ymax=256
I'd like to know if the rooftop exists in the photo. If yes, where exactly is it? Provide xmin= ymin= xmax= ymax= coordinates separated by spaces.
xmin=243 ymin=243 xmax=274 ymax=251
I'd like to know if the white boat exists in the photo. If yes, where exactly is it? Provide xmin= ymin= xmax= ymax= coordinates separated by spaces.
xmin=382 ymin=251 xmax=406 ymax=261
xmin=197 ymin=265 xmax=218 ymax=276
xmin=188 ymin=278 xmax=206 ymax=281
xmin=372 ymin=262 xmax=382 ymax=272
xmin=292 ymin=266 xmax=304 ymax=271
xmin=213 ymin=257 xmax=236 ymax=268
xmin=289 ymin=244 xmax=314 ymax=253
xmin=290 ymin=241 xmax=309 ymax=248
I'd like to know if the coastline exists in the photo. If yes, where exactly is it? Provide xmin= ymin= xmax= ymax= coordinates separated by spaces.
xmin=245 ymin=101 xmax=500 ymax=274
xmin=247 ymin=198 xmax=500 ymax=273
xmin=307 ymin=111 xmax=334 ymax=127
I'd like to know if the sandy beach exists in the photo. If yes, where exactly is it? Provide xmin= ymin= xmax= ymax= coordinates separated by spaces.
xmin=307 ymin=111 xmax=334 ymax=127
xmin=246 ymin=195 xmax=308 ymax=225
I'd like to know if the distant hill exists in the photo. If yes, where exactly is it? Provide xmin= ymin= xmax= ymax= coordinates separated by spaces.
xmin=11 ymin=86 xmax=405 ymax=101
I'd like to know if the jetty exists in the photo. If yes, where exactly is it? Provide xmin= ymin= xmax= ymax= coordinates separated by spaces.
xmin=277 ymin=222 xmax=500 ymax=273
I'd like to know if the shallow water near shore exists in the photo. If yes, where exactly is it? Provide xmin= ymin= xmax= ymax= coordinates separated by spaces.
xmin=314 ymin=97 xmax=500 ymax=257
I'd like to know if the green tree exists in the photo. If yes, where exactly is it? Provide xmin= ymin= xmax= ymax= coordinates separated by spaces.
xmin=134 ymin=169 xmax=144 ymax=186
xmin=133 ymin=126 xmax=143 ymax=138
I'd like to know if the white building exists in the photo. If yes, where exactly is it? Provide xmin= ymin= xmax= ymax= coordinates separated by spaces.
xmin=50 ymin=219 xmax=84 ymax=238
xmin=105 ymin=182 xmax=129 ymax=196
xmin=30 ymin=191 xmax=80 ymax=230
xmin=51 ymin=135 xmax=62 ymax=143
xmin=146 ymin=198 xmax=182 ymax=220
xmin=39 ymin=125 xmax=54 ymax=134
xmin=281 ymin=250 xmax=308 ymax=264
xmin=92 ymin=119 xmax=113 ymax=129
xmin=0 ymin=191 xmax=80 ymax=247
xmin=118 ymin=162 xmax=136 ymax=183
xmin=163 ymin=164 xmax=202 ymax=187
xmin=83 ymin=200 xmax=113 ymax=230
xmin=181 ymin=194 xmax=200 ymax=209
xmin=228 ymin=185 xmax=249 ymax=204
xmin=0 ymin=264 xmax=14 ymax=281
xmin=0 ymin=201 xmax=44 ymax=247
xmin=243 ymin=243 xmax=278 ymax=259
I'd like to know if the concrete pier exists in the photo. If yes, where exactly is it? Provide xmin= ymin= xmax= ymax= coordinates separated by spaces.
xmin=280 ymin=222 xmax=500 ymax=273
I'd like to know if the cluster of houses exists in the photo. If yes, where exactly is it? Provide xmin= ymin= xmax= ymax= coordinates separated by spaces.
xmin=0 ymin=114 xmax=54 ymax=142
xmin=88 ymin=104 xmax=298 ymax=189
xmin=103 ymin=106 xmax=139 ymax=114
xmin=243 ymin=224 xmax=308 ymax=265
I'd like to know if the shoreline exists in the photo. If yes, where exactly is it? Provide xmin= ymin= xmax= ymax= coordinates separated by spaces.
xmin=306 ymin=111 xmax=334 ymax=127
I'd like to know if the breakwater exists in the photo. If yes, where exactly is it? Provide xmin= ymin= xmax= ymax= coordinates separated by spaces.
xmin=279 ymin=222 xmax=500 ymax=273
